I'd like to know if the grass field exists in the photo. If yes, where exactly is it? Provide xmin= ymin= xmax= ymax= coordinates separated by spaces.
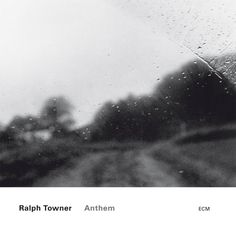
xmin=0 ymin=126 xmax=236 ymax=187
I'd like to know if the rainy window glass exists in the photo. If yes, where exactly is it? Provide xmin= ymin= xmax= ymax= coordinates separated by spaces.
xmin=0 ymin=0 xmax=236 ymax=187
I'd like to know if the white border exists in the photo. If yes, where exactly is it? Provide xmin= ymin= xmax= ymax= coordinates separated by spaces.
xmin=0 ymin=188 xmax=235 ymax=236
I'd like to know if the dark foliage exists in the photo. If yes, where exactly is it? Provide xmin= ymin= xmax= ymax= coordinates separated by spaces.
xmin=153 ymin=60 xmax=236 ymax=128
xmin=90 ymin=60 xmax=236 ymax=141
xmin=0 ymin=128 xmax=17 ymax=144
xmin=0 ymin=139 xmax=84 ymax=186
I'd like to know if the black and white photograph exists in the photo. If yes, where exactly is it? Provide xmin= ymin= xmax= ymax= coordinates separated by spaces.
xmin=1 ymin=0 xmax=236 ymax=188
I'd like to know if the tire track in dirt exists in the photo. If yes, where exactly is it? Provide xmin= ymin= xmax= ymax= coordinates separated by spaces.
xmin=135 ymin=151 xmax=185 ymax=186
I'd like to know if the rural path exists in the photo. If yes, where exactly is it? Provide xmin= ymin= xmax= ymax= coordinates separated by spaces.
xmin=35 ymin=149 xmax=185 ymax=187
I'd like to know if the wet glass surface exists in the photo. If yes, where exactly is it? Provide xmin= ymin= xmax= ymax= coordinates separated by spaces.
xmin=0 ymin=0 xmax=236 ymax=186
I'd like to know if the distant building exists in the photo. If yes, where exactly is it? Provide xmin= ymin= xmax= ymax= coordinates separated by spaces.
xmin=18 ymin=129 xmax=52 ymax=142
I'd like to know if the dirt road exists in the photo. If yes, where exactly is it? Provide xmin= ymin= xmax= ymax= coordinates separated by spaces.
xmin=35 ymin=149 xmax=185 ymax=187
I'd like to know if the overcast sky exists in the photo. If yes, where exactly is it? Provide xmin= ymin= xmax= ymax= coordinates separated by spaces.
xmin=0 ymin=0 xmax=235 ymax=127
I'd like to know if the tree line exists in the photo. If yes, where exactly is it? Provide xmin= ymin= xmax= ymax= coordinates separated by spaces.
xmin=89 ymin=59 xmax=236 ymax=141
xmin=0 ymin=96 xmax=74 ymax=144
xmin=1 ymin=58 xmax=236 ymax=144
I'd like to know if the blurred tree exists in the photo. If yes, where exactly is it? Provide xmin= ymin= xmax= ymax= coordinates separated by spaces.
xmin=1 ymin=116 xmax=40 ymax=143
xmin=0 ymin=128 xmax=16 ymax=144
xmin=40 ymin=96 xmax=75 ymax=136
xmin=153 ymin=59 xmax=236 ymax=129
xmin=7 ymin=116 xmax=40 ymax=133
xmin=90 ymin=59 xmax=236 ymax=142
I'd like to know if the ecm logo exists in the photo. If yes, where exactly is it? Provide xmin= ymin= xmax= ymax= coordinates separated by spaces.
xmin=198 ymin=206 xmax=210 ymax=211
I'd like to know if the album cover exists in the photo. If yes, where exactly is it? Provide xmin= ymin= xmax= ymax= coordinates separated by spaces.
xmin=0 ymin=0 xmax=235 ymax=235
